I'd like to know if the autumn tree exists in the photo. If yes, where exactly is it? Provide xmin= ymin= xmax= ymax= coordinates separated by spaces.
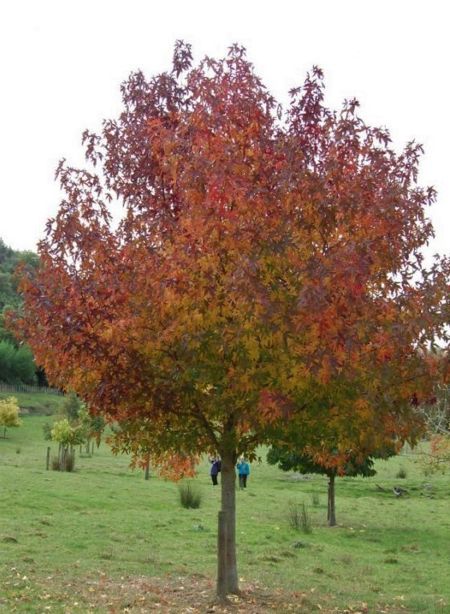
xmin=12 ymin=42 xmax=449 ymax=597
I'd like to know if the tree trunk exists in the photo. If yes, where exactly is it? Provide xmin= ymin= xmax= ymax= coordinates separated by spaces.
xmin=216 ymin=448 xmax=239 ymax=598
xmin=60 ymin=445 xmax=66 ymax=471
xmin=217 ymin=511 xmax=227 ymax=598
xmin=327 ymin=473 xmax=336 ymax=527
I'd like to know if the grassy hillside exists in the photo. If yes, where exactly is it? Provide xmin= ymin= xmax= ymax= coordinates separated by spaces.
xmin=0 ymin=411 xmax=449 ymax=612
xmin=0 ymin=390 xmax=66 ymax=415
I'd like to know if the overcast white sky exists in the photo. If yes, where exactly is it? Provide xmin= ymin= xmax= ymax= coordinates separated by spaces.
xmin=0 ymin=0 xmax=448 ymax=257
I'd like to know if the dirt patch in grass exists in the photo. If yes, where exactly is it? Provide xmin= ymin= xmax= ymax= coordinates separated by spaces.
xmin=40 ymin=574 xmax=316 ymax=612
xmin=1 ymin=570 xmax=413 ymax=613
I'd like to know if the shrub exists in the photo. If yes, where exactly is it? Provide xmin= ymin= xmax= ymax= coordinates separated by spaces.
xmin=299 ymin=503 xmax=312 ymax=534
xmin=178 ymin=481 xmax=202 ymax=509
xmin=311 ymin=492 xmax=320 ymax=507
xmin=288 ymin=501 xmax=312 ymax=533
xmin=396 ymin=467 xmax=407 ymax=479
xmin=287 ymin=501 xmax=301 ymax=530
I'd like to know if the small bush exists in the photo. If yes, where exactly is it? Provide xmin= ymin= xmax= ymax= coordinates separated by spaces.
xmin=287 ymin=501 xmax=300 ymax=530
xmin=15 ymin=447 xmax=21 ymax=454
xmin=396 ymin=467 xmax=407 ymax=479
xmin=300 ymin=504 xmax=312 ymax=534
xmin=178 ymin=481 xmax=202 ymax=509
xmin=311 ymin=492 xmax=320 ymax=507
xmin=50 ymin=450 xmax=75 ymax=472
xmin=288 ymin=501 xmax=312 ymax=533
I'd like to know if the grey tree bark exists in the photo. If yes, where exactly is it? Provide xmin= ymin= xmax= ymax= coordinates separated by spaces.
xmin=327 ymin=473 xmax=336 ymax=527
xmin=216 ymin=448 xmax=239 ymax=598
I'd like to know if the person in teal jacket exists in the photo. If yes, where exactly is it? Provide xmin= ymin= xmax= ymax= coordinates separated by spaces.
xmin=236 ymin=457 xmax=250 ymax=489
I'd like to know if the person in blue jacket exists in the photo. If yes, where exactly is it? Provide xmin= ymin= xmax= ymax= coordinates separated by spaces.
xmin=236 ymin=457 xmax=250 ymax=489
xmin=210 ymin=457 xmax=221 ymax=485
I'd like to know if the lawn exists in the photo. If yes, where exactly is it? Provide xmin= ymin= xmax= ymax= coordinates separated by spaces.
xmin=0 ymin=402 xmax=449 ymax=612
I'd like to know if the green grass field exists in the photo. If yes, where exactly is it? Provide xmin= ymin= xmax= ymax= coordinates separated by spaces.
xmin=0 ymin=398 xmax=449 ymax=612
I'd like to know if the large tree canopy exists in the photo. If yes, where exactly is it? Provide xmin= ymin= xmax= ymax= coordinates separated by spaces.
xmin=12 ymin=42 xmax=449 ymax=597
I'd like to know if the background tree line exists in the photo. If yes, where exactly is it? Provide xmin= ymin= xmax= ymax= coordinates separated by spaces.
xmin=0 ymin=238 xmax=44 ymax=385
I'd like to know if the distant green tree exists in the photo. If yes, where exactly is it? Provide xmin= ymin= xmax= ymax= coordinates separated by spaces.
xmin=61 ymin=393 xmax=105 ymax=452
xmin=13 ymin=345 xmax=36 ymax=384
xmin=267 ymin=445 xmax=394 ymax=526
xmin=0 ymin=239 xmax=40 ymax=385
xmin=0 ymin=340 xmax=36 ymax=384
xmin=0 ymin=340 xmax=15 ymax=382
xmin=62 ymin=392 xmax=82 ymax=422
xmin=0 ymin=238 xmax=39 ymax=312
xmin=86 ymin=413 xmax=106 ymax=447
